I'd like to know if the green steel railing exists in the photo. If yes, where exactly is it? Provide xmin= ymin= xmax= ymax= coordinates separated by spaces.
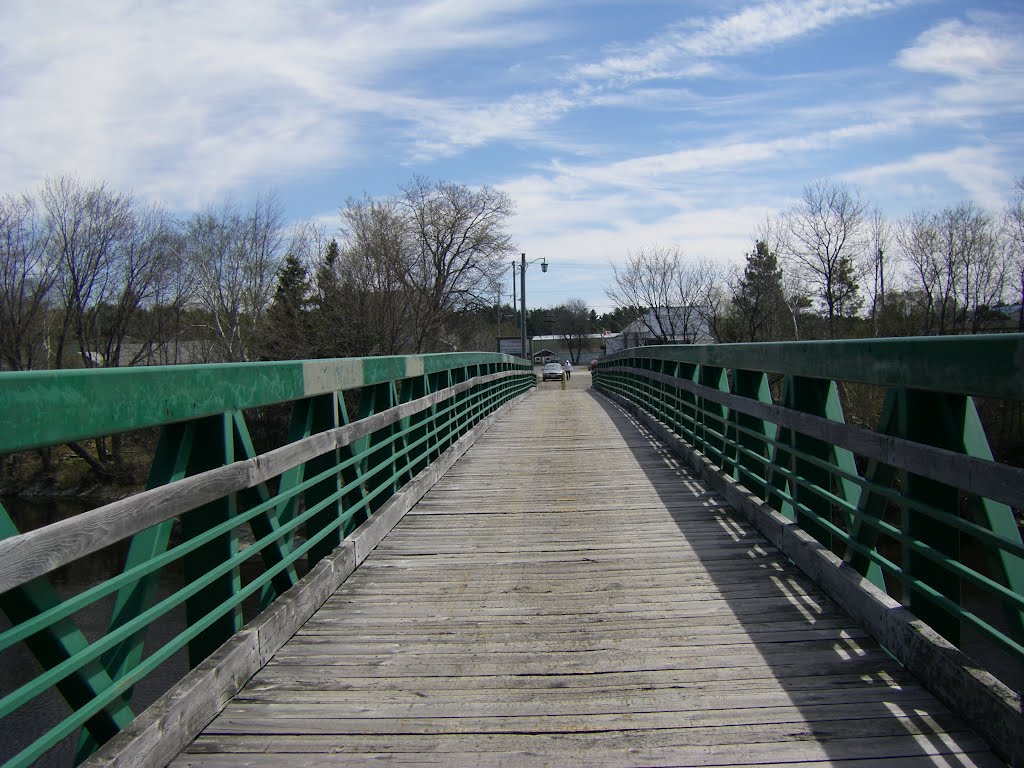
xmin=595 ymin=335 xmax=1024 ymax=687
xmin=0 ymin=353 xmax=534 ymax=768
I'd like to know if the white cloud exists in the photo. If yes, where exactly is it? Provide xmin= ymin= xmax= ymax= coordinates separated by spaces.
xmin=896 ymin=16 xmax=1020 ymax=79
xmin=0 ymin=0 xmax=550 ymax=206
xmin=891 ymin=15 xmax=1024 ymax=136
xmin=403 ymin=91 xmax=577 ymax=161
xmin=543 ymin=119 xmax=907 ymax=193
xmin=842 ymin=146 xmax=1013 ymax=210
xmin=2 ymin=0 xmax=1020 ymax=311
xmin=508 ymin=188 xmax=775 ymax=313
xmin=573 ymin=0 xmax=915 ymax=83
xmin=503 ymin=165 xmax=779 ymax=268
xmin=678 ymin=0 xmax=911 ymax=57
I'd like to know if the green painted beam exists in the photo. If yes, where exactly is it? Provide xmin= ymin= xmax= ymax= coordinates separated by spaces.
xmin=0 ymin=353 xmax=529 ymax=454
xmin=605 ymin=334 xmax=1024 ymax=400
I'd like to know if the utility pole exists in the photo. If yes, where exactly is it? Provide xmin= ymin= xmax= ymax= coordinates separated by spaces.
xmin=513 ymin=253 xmax=548 ymax=361
xmin=520 ymin=253 xmax=528 ymax=362
xmin=511 ymin=261 xmax=517 ymax=353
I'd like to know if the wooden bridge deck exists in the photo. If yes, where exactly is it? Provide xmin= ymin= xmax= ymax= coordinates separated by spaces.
xmin=174 ymin=375 xmax=1001 ymax=767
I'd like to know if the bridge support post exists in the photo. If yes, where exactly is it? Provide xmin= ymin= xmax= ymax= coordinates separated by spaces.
xmin=182 ymin=414 xmax=243 ymax=668
xmin=297 ymin=394 xmax=345 ymax=567
xmin=766 ymin=376 xmax=860 ymax=554
xmin=726 ymin=369 xmax=775 ymax=501
xmin=858 ymin=387 xmax=1024 ymax=647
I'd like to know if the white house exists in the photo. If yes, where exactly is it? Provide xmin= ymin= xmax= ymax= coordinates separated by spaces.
xmin=604 ymin=307 xmax=713 ymax=354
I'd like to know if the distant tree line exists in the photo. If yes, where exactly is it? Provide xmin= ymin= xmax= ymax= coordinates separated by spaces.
xmin=0 ymin=174 xmax=517 ymax=372
xmin=603 ymin=177 xmax=1024 ymax=344
xmin=4 ymin=174 xmax=1023 ymax=377
xmin=490 ymin=176 xmax=1024 ymax=368
xmin=302 ymin=178 xmax=515 ymax=359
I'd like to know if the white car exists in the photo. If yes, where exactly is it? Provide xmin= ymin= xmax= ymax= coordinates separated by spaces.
xmin=541 ymin=362 xmax=564 ymax=381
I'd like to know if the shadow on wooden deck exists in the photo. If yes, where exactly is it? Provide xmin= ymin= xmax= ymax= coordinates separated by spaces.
xmin=586 ymin=388 xmax=1002 ymax=767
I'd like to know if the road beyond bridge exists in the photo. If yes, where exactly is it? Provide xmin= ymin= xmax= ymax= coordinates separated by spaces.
xmin=170 ymin=376 xmax=1004 ymax=767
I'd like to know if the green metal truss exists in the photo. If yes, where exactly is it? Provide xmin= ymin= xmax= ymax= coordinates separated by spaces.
xmin=595 ymin=334 xmax=1024 ymax=676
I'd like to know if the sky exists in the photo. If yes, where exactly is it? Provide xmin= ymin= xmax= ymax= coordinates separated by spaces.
xmin=1 ymin=0 xmax=1022 ymax=314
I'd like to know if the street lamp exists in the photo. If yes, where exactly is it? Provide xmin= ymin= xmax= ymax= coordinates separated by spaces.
xmin=516 ymin=252 xmax=548 ymax=361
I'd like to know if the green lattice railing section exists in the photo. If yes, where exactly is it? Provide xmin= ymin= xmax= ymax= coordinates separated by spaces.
xmin=595 ymin=335 xmax=1024 ymax=686
xmin=0 ymin=353 xmax=534 ymax=768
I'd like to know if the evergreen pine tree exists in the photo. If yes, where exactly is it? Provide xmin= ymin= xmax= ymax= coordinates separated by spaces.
xmin=831 ymin=254 xmax=863 ymax=333
xmin=311 ymin=239 xmax=347 ymax=357
xmin=264 ymin=253 xmax=312 ymax=359
xmin=732 ymin=240 xmax=788 ymax=341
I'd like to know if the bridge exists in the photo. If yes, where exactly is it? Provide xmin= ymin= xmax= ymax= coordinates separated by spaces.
xmin=0 ymin=337 xmax=1022 ymax=767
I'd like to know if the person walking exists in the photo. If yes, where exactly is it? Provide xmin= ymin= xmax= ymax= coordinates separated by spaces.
xmin=563 ymin=360 xmax=572 ymax=381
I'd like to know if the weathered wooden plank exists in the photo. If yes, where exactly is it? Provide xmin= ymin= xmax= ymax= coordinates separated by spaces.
xmin=243 ymin=666 xmax=918 ymax=695
xmin=247 ymin=660 xmax=910 ymax=696
xmin=181 ymin=730 xmax=999 ymax=763
xmin=290 ymin=596 xmax=836 ymax=622
xmin=286 ymin=623 xmax=867 ymax=646
xmin=205 ymin=709 xmax=975 ymax=738
xmin=173 ymin=751 xmax=1005 ymax=768
xmin=218 ymin=686 xmax=946 ymax=720
xmin=287 ymin=628 xmax=863 ymax=652
xmin=323 ymin=581 xmax=835 ymax=606
xmin=233 ymin=679 xmax=935 ymax=707
xmin=349 ymin=555 xmax=804 ymax=581
xmin=270 ymin=626 xmax=872 ymax=651
xmin=260 ymin=650 xmax=896 ymax=678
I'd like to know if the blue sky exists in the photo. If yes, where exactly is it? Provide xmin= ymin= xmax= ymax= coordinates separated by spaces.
xmin=2 ymin=0 xmax=1021 ymax=314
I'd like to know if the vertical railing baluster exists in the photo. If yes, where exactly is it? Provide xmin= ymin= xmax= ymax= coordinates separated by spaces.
xmin=728 ymin=369 xmax=775 ymax=500
xmin=697 ymin=365 xmax=728 ymax=467
xmin=302 ymin=394 xmax=344 ymax=566
xmin=182 ymin=413 xmax=242 ymax=668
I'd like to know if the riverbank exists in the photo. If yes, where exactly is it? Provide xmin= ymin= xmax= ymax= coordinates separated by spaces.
xmin=1 ymin=443 xmax=147 ymax=509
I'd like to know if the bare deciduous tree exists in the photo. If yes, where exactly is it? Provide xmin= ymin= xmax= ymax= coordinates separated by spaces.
xmin=1003 ymin=177 xmax=1024 ymax=331
xmin=0 ymin=193 xmax=57 ymax=370
xmin=184 ymin=194 xmax=285 ymax=361
xmin=401 ymin=177 xmax=516 ymax=352
xmin=898 ymin=210 xmax=941 ymax=334
xmin=677 ymin=254 xmax=725 ymax=341
xmin=551 ymin=298 xmax=593 ymax=363
xmin=865 ymin=207 xmax=896 ymax=337
xmin=334 ymin=195 xmax=415 ymax=356
xmin=607 ymin=246 xmax=678 ymax=337
xmin=327 ymin=179 xmax=516 ymax=355
xmin=606 ymin=245 xmax=722 ymax=345
xmin=899 ymin=203 xmax=1006 ymax=335
xmin=35 ymin=177 xmax=173 ymax=467
xmin=98 ymin=203 xmax=178 ymax=368
xmin=955 ymin=206 xmax=1005 ymax=334
xmin=779 ymin=180 xmax=867 ymax=338
xmin=40 ymin=175 xmax=135 ymax=368
xmin=780 ymin=269 xmax=812 ymax=340
xmin=139 ymin=225 xmax=197 ymax=365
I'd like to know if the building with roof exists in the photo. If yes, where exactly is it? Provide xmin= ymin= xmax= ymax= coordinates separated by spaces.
xmin=602 ymin=307 xmax=713 ymax=354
